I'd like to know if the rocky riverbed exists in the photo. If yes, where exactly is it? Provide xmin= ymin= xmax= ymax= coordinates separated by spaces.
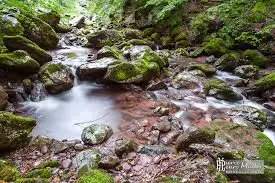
xmin=0 ymin=1 xmax=275 ymax=183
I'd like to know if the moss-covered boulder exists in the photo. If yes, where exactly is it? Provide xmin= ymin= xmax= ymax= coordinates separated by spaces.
xmin=0 ymin=86 xmax=8 ymax=111
xmin=160 ymin=36 xmax=173 ymax=48
xmin=39 ymin=62 xmax=74 ymax=94
xmin=86 ymin=29 xmax=123 ymax=49
xmin=122 ymin=28 xmax=142 ymax=40
xmin=204 ymin=79 xmax=242 ymax=101
xmin=128 ymin=39 xmax=154 ymax=49
xmin=81 ymin=124 xmax=113 ymax=145
xmin=0 ymin=50 xmax=40 ymax=74
xmin=0 ymin=112 xmax=36 ymax=151
xmin=0 ymin=159 xmax=20 ymax=182
xmin=175 ymin=127 xmax=215 ymax=151
xmin=54 ymin=24 xmax=72 ymax=33
xmin=77 ymin=169 xmax=114 ymax=183
xmin=97 ymin=46 xmax=123 ymax=60
xmin=142 ymin=28 xmax=154 ymax=37
xmin=253 ymin=72 xmax=275 ymax=92
xmin=187 ymin=63 xmax=216 ymax=76
xmin=202 ymin=38 xmax=228 ymax=57
xmin=214 ymin=52 xmax=242 ymax=71
xmin=38 ymin=11 xmax=60 ymax=28
xmin=115 ymin=140 xmax=138 ymax=158
xmin=3 ymin=35 xmax=52 ymax=65
xmin=233 ymin=65 xmax=259 ymax=79
xmin=242 ymin=50 xmax=267 ymax=68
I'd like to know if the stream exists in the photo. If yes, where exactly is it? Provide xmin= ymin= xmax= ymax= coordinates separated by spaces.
xmin=19 ymin=46 xmax=275 ymax=145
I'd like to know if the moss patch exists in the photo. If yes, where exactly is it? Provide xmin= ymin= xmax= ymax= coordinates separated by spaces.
xmin=242 ymin=49 xmax=267 ymax=68
xmin=0 ymin=159 xmax=20 ymax=182
xmin=24 ymin=168 xmax=52 ymax=179
xmin=37 ymin=160 xmax=60 ymax=169
xmin=255 ymin=72 xmax=275 ymax=91
xmin=77 ymin=169 xmax=114 ymax=183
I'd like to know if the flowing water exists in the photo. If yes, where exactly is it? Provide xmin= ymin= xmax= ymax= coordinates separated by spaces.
xmin=21 ymin=47 xmax=123 ymax=140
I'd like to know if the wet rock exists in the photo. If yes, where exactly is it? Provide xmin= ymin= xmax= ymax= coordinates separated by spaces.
xmin=159 ymin=116 xmax=182 ymax=131
xmin=187 ymin=63 xmax=216 ymax=76
xmin=160 ymin=131 xmax=180 ymax=145
xmin=22 ymin=79 xmax=33 ymax=94
xmin=115 ymin=140 xmax=138 ymax=158
xmin=72 ymin=17 xmax=85 ymax=29
xmin=214 ymin=52 xmax=242 ymax=71
xmin=3 ymin=35 xmax=52 ymax=65
xmin=0 ymin=112 xmax=36 ymax=151
xmin=263 ymin=102 xmax=275 ymax=111
xmin=147 ymin=130 xmax=160 ymax=145
xmin=30 ymin=81 xmax=47 ymax=102
xmin=153 ymin=107 xmax=169 ymax=116
xmin=98 ymin=155 xmax=120 ymax=169
xmin=0 ymin=50 xmax=40 ymax=74
xmin=72 ymin=149 xmax=101 ymax=176
xmin=122 ymin=28 xmax=142 ymax=40
xmin=62 ymin=159 xmax=72 ymax=169
xmin=204 ymin=79 xmax=243 ymax=101
xmin=76 ymin=57 xmax=120 ymax=81
xmin=154 ymin=121 xmax=171 ymax=133
xmin=234 ymin=65 xmax=259 ymax=78
xmin=146 ymin=79 xmax=168 ymax=91
xmin=138 ymin=145 xmax=175 ymax=155
xmin=86 ymin=29 xmax=123 ymax=49
xmin=205 ymin=55 xmax=217 ymax=64
xmin=74 ymin=143 xmax=84 ymax=151
xmin=51 ymin=139 xmax=68 ymax=154
xmin=175 ymin=127 xmax=215 ymax=151
xmin=229 ymin=105 xmax=267 ymax=130
xmin=39 ymin=62 xmax=74 ymax=94
xmin=97 ymin=46 xmax=123 ymax=60
xmin=172 ymin=71 xmax=204 ymax=91
xmin=0 ymin=86 xmax=8 ymax=110
xmin=5 ymin=84 xmax=28 ymax=102
xmin=81 ymin=124 xmax=113 ymax=145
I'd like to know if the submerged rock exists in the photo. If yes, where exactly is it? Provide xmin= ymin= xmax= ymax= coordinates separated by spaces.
xmin=204 ymin=79 xmax=243 ymax=101
xmin=81 ymin=124 xmax=113 ymax=145
xmin=3 ymin=35 xmax=52 ymax=65
xmin=39 ymin=62 xmax=74 ymax=94
xmin=0 ymin=50 xmax=40 ymax=74
xmin=229 ymin=105 xmax=267 ymax=130
xmin=0 ymin=112 xmax=36 ymax=151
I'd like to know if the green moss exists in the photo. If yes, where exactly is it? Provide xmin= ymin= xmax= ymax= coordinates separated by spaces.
xmin=97 ymin=46 xmax=123 ymax=60
xmin=0 ymin=50 xmax=40 ymax=74
xmin=0 ymin=159 xmax=20 ymax=182
xmin=128 ymin=39 xmax=151 ymax=47
xmin=151 ymin=33 xmax=160 ymax=44
xmin=24 ymin=168 xmax=52 ymax=179
xmin=187 ymin=63 xmax=216 ymax=75
xmin=255 ymin=72 xmax=275 ymax=91
xmin=140 ymin=50 xmax=167 ymax=68
xmin=202 ymin=38 xmax=228 ymax=57
xmin=161 ymin=36 xmax=173 ymax=48
xmin=214 ymin=52 xmax=241 ymax=71
xmin=142 ymin=28 xmax=154 ymax=37
xmin=256 ymin=132 xmax=275 ymax=166
xmin=15 ymin=178 xmax=49 ymax=183
xmin=3 ymin=35 xmax=52 ymax=65
xmin=37 ymin=160 xmax=60 ymax=169
xmin=122 ymin=28 xmax=142 ymax=40
xmin=77 ymin=169 xmax=114 ymax=183
xmin=154 ymin=176 xmax=180 ymax=183
xmin=38 ymin=11 xmax=60 ymax=27
xmin=54 ymin=24 xmax=72 ymax=33
xmin=174 ymin=33 xmax=187 ymax=42
xmin=214 ymin=172 xmax=228 ymax=183
xmin=242 ymin=50 xmax=267 ymax=68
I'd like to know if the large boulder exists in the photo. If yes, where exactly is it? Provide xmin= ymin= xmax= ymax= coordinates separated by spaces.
xmin=81 ymin=124 xmax=113 ymax=145
xmin=97 ymin=46 xmax=123 ymax=60
xmin=0 ymin=112 xmax=36 ymax=151
xmin=204 ymin=79 xmax=243 ymax=101
xmin=38 ymin=11 xmax=60 ymax=28
xmin=86 ymin=29 xmax=123 ymax=49
xmin=0 ymin=8 xmax=59 ymax=49
xmin=0 ymin=86 xmax=8 ymax=110
xmin=0 ymin=50 xmax=40 ymax=74
xmin=39 ymin=62 xmax=74 ymax=94
xmin=233 ymin=65 xmax=259 ymax=79
xmin=76 ymin=58 xmax=121 ymax=81
xmin=242 ymin=50 xmax=267 ymax=68
xmin=3 ymin=35 xmax=52 ymax=65
xmin=121 ymin=28 xmax=142 ymax=40
xmin=229 ymin=105 xmax=267 ymax=130
xmin=214 ymin=52 xmax=242 ymax=71
xmin=202 ymin=38 xmax=228 ymax=57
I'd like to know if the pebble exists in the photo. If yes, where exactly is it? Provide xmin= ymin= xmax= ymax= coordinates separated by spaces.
xmin=41 ymin=146 xmax=48 ymax=154
xmin=74 ymin=143 xmax=84 ymax=151
xmin=62 ymin=159 xmax=72 ymax=169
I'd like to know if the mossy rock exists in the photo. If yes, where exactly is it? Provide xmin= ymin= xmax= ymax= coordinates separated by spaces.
xmin=97 ymin=46 xmax=123 ymax=60
xmin=187 ymin=63 xmax=216 ymax=76
xmin=175 ymin=40 xmax=188 ymax=49
xmin=3 ymin=35 xmax=52 ymax=65
xmin=24 ymin=168 xmax=52 ymax=179
xmin=0 ymin=112 xmax=36 ymax=151
xmin=128 ymin=39 xmax=154 ymax=48
xmin=151 ymin=33 xmax=161 ymax=44
xmin=204 ymin=79 xmax=242 ymax=101
xmin=54 ymin=24 xmax=72 ymax=33
xmin=39 ymin=62 xmax=74 ymax=94
xmin=0 ymin=50 xmax=40 ymax=74
xmin=15 ymin=178 xmax=49 ymax=183
xmin=0 ymin=159 xmax=20 ymax=182
xmin=233 ymin=65 xmax=259 ymax=79
xmin=86 ymin=29 xmax=123 ymax=49
xmin=154 ymin=176 xmax=180 ymax=183
xmin=37 ymin=160 xmax=60 ymax=169
xmin=0 ymin=86 xmax=8 ymax=111
xmin=139 ymin=49 xmax=168 ymax=68
xmin=174 ymin=33 xmax=187 ymax=42
xmin=160 ymin=36 xmax=173 ymax=48
xmin=214 ymin=52 xmax=242 ymax=71
xmin=254 ymin=72 xmax=275 ymax=92
xmin=242 ymin=49 xmax=267 ymax=68
xmin=142 ymin=28 xmax=154 ymax=37
xmin=121 ymin=28 xmax=142 ymax=40
xmin=202 ymin=38 xmax=228 ymax=57
xmin=38 ymin=11 xmax=60 ymax=28
xmin=77 ymin=169 xmax=114 ymax=183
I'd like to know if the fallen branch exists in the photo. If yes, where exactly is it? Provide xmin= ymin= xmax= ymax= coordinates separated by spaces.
xmin=74 ymin=112 xmax=110 ymax=126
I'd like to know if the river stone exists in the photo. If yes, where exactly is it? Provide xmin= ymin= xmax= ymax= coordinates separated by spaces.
xmin=97 ymin=46 xmax=123 ymax=60
xmin=72 ymin=149 xmax=101 ymax=176
xmin=172 ymin=71 xmax=204 ymax=91
xmin=76 ymin=57 xmax=120 ymax=81
xmin=154 ymin=121 xmax=171 ymax=133
xmin=30 ymin=81 xmax=47 ymax=102
xmin=39 ymin=62 xmax=74 ymax=94
xmin=0 ymin=112 xmax=36 ymax=151
xmin=175 ymin=127 xmax=215 ymax=151
xmin=229 ymin=105 xmax=267 ymax=130
xmin=81 ymin=124 xmax=113 ymax=145
xmin=233 ymin=65 xmax=259 ymax=78
xmin=51 ymin=139 xmax=68 ymax=154
xmin=138 ymin=145 xmax=175 ymax=155
xmin=98 ymin=155 xmax=120 ymax=169
xmin=0 ymin=86 xmax=8 ymax=110
xmin=122 ymin=28 xmax=142 ymax=40
xmin=3 ymin=35 xmax=52 ymax=65
xmin=115 ymin=140 xmax=138 ymax=158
